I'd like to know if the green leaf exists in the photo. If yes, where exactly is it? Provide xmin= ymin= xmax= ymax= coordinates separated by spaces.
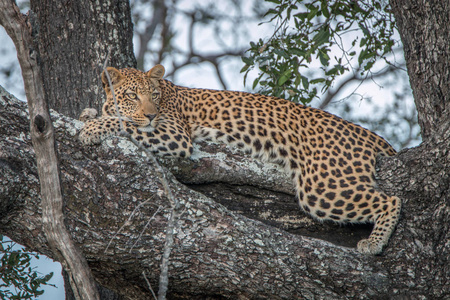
xmin=252 ymin=74 xmax=263 ymax=90
xmin=364 ymin=60 xmax=375 ymax=71
xmin=321 ymin=1 xmax=330 ymax=18
xmin=278 ymin=69 xmax=292 ymax=86
xmin=306 ymin=4 xmax=320 ymax=20
xmin=360 ymin=36 xmax=367 ymax=48
xmin=240 ymin=64 xmax=250 ymax=73
xmin=289 ymin=48 xmax=307 ymax=57
xmin=294 ymin=12 xmax=309 ymax=21
xmin=359 ymin=23 xmax=371 ymax=37
xmin=358 ymin=49 xmax=367 ymax=65
xmin=317 ymin=48 xmax=330 ymax=66
xmin=313 ymin=27 xmax=330 ymax=46
xmin=301 ymin=75 xmax=309 ymax=89
xmin=273 ymin=48 xmax=290 ymax=59
xmin=309 ymin=78 xmax=326 ymax=84
xmin=8 ymin=252 xmax=19 ymax=266
xmin=264 ymin=8 xmax=279 ymax=17
xmin=241 ymin=56 xmax=254 ymax=65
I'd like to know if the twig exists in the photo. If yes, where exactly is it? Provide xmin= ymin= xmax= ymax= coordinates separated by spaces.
xmin=104 ymin=196 xmax=156 ymax=254
xmin=102 ymin=53 xmax=180 ymax=300
xmin=130 ymin=205 xmax=163 ymax=253
xmin=142 ymin=270 xmax=158 ymax=300
xmin=102 ymin=49 xmax=124 ymax=133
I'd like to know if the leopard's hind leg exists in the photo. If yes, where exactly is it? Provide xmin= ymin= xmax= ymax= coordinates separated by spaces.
xmin=294 ymin=167 xmax=401 ymax=255
xmin=357 ymin=194 xmax=401 ymax=255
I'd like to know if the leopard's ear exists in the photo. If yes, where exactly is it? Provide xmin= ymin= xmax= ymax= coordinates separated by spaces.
xmin=147 ymin=64 xmax=165 ymax=81
xmin=101 ymin=67 xmax=125 ymax=90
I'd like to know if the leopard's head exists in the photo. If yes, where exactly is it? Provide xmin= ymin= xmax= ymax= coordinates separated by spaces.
xmin=101 ymin=65 xmax=165 ymax=130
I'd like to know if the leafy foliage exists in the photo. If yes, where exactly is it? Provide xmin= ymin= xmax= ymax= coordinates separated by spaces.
xmin=0 ymin=235 xmax=54 ymax=300
xmin=242 ymin=0 xmax=396 ymax=104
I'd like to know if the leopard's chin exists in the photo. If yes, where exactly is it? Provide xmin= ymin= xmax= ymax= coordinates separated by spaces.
xmin=137 ymin=125 xmax=156 ymax=133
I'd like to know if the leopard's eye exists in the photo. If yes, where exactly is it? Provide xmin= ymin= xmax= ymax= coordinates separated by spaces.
xmin=127 ymin=92 xmax=138 ymax=100
xmin=152 ymin=92 xmax=160 ymax=100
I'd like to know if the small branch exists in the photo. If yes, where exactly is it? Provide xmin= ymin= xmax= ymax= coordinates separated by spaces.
xmin=104 ymin=196 xmax=156 ymax=254
xmin=117 ymin=130 xmax=179 ymax=300
xmin=135 ymin=0 xmax=166 ymax=69
xmin=319 ymin=72 xmax=359 ymax=109
xmin=142 ymin=270 xmax=158 ymax=300
xmin=319 ymin=64 xmax=400 ymax=110
xmin=102 ymin=57 xmax=180 ymax=300
xmin=130 ymin=205 xmax=163 ymax=253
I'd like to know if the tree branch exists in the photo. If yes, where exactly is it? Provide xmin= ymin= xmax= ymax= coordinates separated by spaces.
xmin=0 ymin=85 xmax=448 ymax=299
xmin=135 ymin=0 xmax=166 ymax=70
xmin=319 ymin=63 xmax=401 ymax=110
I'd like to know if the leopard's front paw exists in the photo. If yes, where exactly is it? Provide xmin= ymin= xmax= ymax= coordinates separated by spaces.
xmin=79 ymin=108 xmax=98 ymax=122
xmin=79 ymin=130 xmax=101 ymax=145
xmin=78 ymin=121 xmax=104 ymax=146
xmin=357 ymin=238 xmax=384 ymax=255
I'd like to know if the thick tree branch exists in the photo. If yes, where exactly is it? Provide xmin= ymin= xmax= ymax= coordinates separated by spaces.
xmin=0 ymin=86 xmax=448 ymax=299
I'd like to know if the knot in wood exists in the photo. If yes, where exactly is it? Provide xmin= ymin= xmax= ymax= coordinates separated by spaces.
xmin=34 ymin=114 xmax=46 ymax=133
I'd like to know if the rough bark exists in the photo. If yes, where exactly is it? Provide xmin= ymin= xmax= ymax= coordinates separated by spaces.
xmin=30 ymin=0 xmax=136 ymax=118
xmin=389 ymin=0 xmax=450 ymax=142
xmin=1 ymin=86 xmax=448 ymax=299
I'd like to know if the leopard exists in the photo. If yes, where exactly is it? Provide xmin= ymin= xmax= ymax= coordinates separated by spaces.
xmin=79 ymin=65 xmax=401 ymax=255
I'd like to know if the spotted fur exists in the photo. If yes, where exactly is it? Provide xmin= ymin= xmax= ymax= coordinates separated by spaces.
xmin=79 ymin=65 xmax=401 ymax=254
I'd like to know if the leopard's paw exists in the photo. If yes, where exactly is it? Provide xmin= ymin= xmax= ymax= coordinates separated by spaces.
xmin=79 ymin=108 xmax=98 ymax=122
xmin=78 ymin=121 xmax=104 ymax=146
xmin=357 ymin=238 xmax=384 ymax=255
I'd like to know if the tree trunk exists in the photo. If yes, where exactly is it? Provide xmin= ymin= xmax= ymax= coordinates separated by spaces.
xmin=29 ymin=1 xmax=135 ymax=298
xmin=0 ymin=86 xmax=448 ymax=299
xmin=30 ymin=0 xmax=136 ymax=118
xmin=389 ymin=0 xmax=450 ymax=142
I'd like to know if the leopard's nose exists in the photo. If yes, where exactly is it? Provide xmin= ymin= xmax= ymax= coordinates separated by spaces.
xmin=145 ymin=114 xmax=156 ymax=121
